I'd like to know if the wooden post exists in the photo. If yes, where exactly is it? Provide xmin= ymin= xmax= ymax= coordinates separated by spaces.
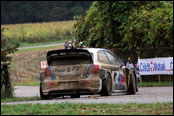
xmin=158 ymin=75 xmax=161 ymax=83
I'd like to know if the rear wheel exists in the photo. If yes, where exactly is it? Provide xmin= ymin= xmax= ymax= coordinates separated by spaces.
xmin=40 ymin=82 xmax=49 ymax=100
xmin=100 ymin=73 xmax=112 ymax=96
xmin=127 ymin=72 xmax=136 ymax=95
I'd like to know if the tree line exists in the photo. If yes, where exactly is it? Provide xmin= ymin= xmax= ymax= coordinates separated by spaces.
xmin=73 ymin=1 xmax=173 ymax=60
xmin=1 ymin=1 xmax=92 ymax=24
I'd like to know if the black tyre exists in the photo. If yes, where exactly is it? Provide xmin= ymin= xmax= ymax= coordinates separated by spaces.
xmin=40 ymin=82 xmax=49 ymax=100
xmin=71 ymin=94 xmax=80 ymax=98
xmin=100 ymin=73 xmax=112 ymax=96
xmin=127 ymin=72 xmax=136 ymax=95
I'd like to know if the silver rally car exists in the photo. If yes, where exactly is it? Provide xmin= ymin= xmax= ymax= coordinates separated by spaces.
xmin=40 ymin=48 xmax=138 ymax=99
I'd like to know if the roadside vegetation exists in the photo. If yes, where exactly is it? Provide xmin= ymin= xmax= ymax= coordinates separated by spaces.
xmin=138 ymin=81 xmax=173 ymax=87
xmin=1 ymin=28 xmax=18 ymax=98
xmin=1 ymin=96 xmax=40 ymax=103
xmin=13 ymin=82 xmax=40 ymax=86
xmin=1 ymin=102 xmax=173 ymax=115
xmin=19 ymin=39 xmax=67 ymax=47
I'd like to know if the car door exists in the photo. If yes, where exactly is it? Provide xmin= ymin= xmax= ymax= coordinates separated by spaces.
xmin=104 ymin=50 xmax=126 ymax=91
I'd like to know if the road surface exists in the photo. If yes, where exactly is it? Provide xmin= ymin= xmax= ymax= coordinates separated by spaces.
xmin=1 ymin=86 xmax=173 ymax=105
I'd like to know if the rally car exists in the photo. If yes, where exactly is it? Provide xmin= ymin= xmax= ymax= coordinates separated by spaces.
xmin=40 ymin=48 xmax=138 ymax=99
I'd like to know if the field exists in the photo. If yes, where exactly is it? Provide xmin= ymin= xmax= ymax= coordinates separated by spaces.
xmin=1 ymin=21 xmax=76 ymax=45
xmin=9 ymin=45 xmax=64 ymax=84
xmin=1 ymin=102 xmax=173 ymax=115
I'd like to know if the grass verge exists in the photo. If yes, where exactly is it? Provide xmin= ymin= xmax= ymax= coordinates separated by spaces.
xmin=16 ymin=44 xmax=64 ymax=52
xmin=1 ymin=102 xmax=173 ymax=115
xmin=13 ymin=82 xmax=40 ymax=86
xmin=19 ymin=39 xmax=67 ymax=47
xmin=1 ymin=96 xmax=40 ymax=103
xmin=138 ymin=81 xmax=173 ymax=87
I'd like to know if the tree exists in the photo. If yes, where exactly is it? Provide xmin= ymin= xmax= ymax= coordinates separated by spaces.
xmin=73 ymin=1 xmax=173 ymax=55
xmin=1 ymin=28 xmax=19 ymax=97
xmin=122 ymin=1 xmax=173 ymax=51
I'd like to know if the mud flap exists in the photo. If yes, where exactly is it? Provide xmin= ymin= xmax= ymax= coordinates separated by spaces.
xmin=40 ymin=72 xmax=44 ymax=82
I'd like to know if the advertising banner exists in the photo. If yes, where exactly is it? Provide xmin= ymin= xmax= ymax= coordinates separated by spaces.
xmin=138 ymin=57 xmax=173 ymax=75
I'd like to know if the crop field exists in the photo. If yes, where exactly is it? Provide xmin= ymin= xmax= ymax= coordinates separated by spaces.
xmin=9 ymin=45 xmax=64 ymax=84
xmin=1 ymin=21 xmax=76 ymax=45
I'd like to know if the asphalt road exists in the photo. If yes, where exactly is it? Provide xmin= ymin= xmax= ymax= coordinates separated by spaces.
xmin=17 ymin=43 xmax=64 ymax=49
xmin=1 ymin=86 xmax=173 ymax=105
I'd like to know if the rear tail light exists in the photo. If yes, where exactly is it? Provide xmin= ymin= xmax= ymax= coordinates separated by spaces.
xmin=88 ymin=65 xmax=99 ymax=74
xmin=44 ymin=67 xmax=51 ymax=77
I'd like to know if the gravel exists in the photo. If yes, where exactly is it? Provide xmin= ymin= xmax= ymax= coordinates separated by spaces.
xmin=1 ymin=86 xmax=173 ymax=105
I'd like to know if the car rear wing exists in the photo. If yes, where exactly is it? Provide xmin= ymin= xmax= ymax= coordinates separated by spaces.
xmin=47 ymin=49 xmax=93 ymax=66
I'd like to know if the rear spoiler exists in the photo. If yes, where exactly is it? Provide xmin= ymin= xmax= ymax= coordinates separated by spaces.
xmin=47 ymin=49 xmax=93 ymax=65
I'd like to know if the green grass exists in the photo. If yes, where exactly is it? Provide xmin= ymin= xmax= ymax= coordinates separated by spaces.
xmin=138 ymin=81 xmax=173 ymax=87
xmin=1 ymin=102 xmax=173 ymax=115
xmin=19 ymin=39 xmax=68 ymax=47
xmin=17 ymin=44 xmax=64 ymax=52
xmin=13 ymin=82 xmax=40 ymax=86
xmin=1 ymin=96 xmax=40 ymax=103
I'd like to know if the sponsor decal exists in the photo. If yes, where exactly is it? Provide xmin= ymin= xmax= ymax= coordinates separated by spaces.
xmin=118 ymin=74 xmax=126 ymax=90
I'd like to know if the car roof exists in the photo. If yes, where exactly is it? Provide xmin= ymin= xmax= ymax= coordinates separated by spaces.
xmin=82 ymin=48 xmax=109 ymax=54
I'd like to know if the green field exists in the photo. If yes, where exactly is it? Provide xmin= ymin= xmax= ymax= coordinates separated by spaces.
xmin=1 ymin=102 xmax=173 ymax=115
xmin=1 ymin=21 xmax=75 ymax=46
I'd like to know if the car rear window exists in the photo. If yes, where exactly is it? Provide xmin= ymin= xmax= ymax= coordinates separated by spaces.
xmin=47 ymin=49 xmax=93 ymax=66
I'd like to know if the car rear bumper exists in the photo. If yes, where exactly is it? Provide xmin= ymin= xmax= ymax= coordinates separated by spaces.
xmin=42 ymin=77 xmax=102 ymax=96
